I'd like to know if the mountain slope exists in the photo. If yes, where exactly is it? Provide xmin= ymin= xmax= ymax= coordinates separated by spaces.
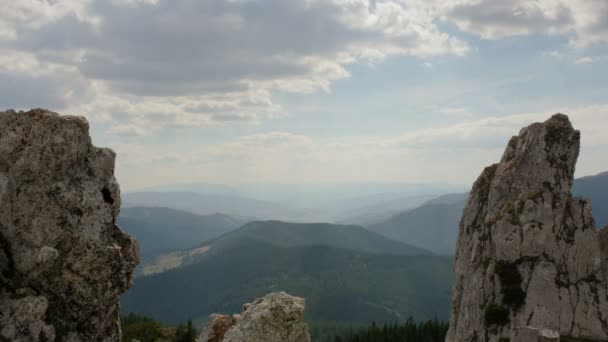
xmin=118 ymin=207 xmax=242 ymax=260
xmin=369 ymin=197 xmax=467 ymax=255
xmin=140 ymin=220 xmax=431 ymax=275
xmin=212 ymin=221 xmax=431 ymax=255
xmin=121 ymin=243 xmax=453 ymax=325
xmin=367 ymin=172 xmax=607 ymax=255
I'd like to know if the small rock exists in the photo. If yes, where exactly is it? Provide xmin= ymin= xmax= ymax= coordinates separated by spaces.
xmin=198 ymin=292 xmax=311 ymax=342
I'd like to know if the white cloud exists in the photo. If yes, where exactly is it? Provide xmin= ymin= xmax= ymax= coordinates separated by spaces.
xmin=0 ymin=0 xmax=471 ymax=134
xmin=110 ymin=105 xmax=608 ymax=189
xmin=445 ymin=0 xmax=608 ymax=46
xmin=575 ymin=56 xmax=594 ymax=64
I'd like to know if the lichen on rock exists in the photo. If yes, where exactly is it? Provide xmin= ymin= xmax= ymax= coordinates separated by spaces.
xmin=197 ymin=292 xmax=311 ymax=342
xmin=446 ymin=114 xmax=608 ymax=341
xmin=0 ymin=109 xmax=140 ymax=341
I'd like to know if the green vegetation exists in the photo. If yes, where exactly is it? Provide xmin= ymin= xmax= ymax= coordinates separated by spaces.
xmin=205 ymin=220 xmax=432 ymax=257
xmin=121 ymin=313 xmax=197 ymax=342
xmin=121 ymin=242 xmax=453 ymax=325
xmin=318 ymin=318 xmax=448 ymax=342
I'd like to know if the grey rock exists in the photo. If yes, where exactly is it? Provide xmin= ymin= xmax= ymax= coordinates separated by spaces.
xmin=446 ymin=114 xmax=608 ymax=341
xmin=0 ymin=109 xmax=139 ymax=341
xmin=539 ymin=329 xmax=560 ymax=342
xmin=514 ymin=326 xmax=541 ymax=342
xmin=198 ymin=292 xmax=311 ymax=342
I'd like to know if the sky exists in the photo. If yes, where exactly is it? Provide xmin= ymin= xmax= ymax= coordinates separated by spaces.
xmin=1 ymin=0 xmax=607 ymax=191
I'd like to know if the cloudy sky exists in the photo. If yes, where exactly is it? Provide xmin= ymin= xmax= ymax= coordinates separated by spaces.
xmin=1 ymin=0 xmax=607 ymax=190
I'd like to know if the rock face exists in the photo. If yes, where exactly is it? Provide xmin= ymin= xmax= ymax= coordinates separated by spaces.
xmin=446 ymin=114 xmax=608 ymax=341
xmin=0 ymin=109 xmax=140 ymax=341
xmin=198 ymin=292 xmax=311 ymax=342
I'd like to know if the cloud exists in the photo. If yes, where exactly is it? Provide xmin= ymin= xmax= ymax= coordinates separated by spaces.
xmin=108 ymin=104 xmax=608 ymax=189
xmin=383 ymin=105 xmax=608 ymax=150
xmin=575 ymin=56 xmax=593 ymax=64
xmin=445 ymin=0 xmax=608 ymax=46
xmin=0 ymin=0 xmax=471 ymax=134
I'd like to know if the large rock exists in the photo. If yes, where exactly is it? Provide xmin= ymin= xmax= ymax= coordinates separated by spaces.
xmin=0 ymin=109 xmax=139 ymax=341
xmin=198 ymin=292 xmax=311 ymax=342
xmin=446 ymin=114 xmax=608 ymax=341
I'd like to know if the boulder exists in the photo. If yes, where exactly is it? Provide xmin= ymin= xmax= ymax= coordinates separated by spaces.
xmin=446 ymin=114 xmax=608 ymax=341
xmin=198 ymin=292 xmax=311 ymax=342
xmin=0 ymin=109 xmax=139 ymax=341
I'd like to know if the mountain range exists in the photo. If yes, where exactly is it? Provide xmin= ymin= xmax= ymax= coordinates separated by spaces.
xmin=124 ymin=182 xmax=464 ymax=223
xmin=118 ymin=207 xmax=243 ymax=261
xmin=138 ymin=220 xmax=430 ymax=276
xmin=121 ymin=221 xmax=452 ymax=325
xmin=120 ymin=172 xmax=606 ymax=327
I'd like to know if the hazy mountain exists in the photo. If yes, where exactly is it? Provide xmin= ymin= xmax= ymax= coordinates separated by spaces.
xmin=118 ymin=207 xmax=242 ymax=260
xmin=369 ymin=194 xmax=468 ymax=255
xmin=133 ymin=182 xmax=466 ymax=222
xmin=572 ymin=171 xmax=608 ymax=228
xmin=139 ymin=182 xmax=466 ymax=205
xmin=122 ymin=245 xmax=452 ymax=325
xmin=335 ymin=193 xmax=437 ymax=226
xmin=367 ymin=172 xmax=608 ymax=255
xmin=121 ymin=192 xmax=311 ymax=222
xmin=139 ymin=220 xmax=431 ymax=275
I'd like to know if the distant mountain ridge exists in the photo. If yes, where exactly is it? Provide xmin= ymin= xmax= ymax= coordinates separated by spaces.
xmin=122 ymin=191 xmax=310 ymax=222
xmin=369 ymin=196 xmax=466 ymax=255
xmin=140 ymin=220 xmax=431 ymax=276
xmin=118 ymin=206 xmax=242 ymax=261
xmin=128 ymin=182 xmax=465 ymax=223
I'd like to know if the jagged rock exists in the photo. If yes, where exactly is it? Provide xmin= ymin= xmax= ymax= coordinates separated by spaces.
xmin=197 ymin=292 xmax=311 ymax=342
xmin=0 ymin=109 xmax=140 ymax=341
xmin=446 ymin=114 xmax=608 ymax=341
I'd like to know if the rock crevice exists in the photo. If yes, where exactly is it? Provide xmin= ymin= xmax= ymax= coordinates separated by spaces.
xmin=447 ymin=114 xmax=608 ymax=341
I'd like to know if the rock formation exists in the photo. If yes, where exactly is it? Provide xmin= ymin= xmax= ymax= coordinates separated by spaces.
xmin=0 ymin=109 xmax=140 ymax=341
xmin=197 ymin=292 xmax=311 ymax=342
xmin=446 ymin=114 xmax=608 ymax=341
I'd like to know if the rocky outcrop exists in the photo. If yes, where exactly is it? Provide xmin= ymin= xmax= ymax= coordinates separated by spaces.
xmin=446 ymin=114 xmax=608 ymax=341
xmin=197 ymin=292 xmax=311 ymax=342
xmin=0 ymin=109 xmax=139 ymax=341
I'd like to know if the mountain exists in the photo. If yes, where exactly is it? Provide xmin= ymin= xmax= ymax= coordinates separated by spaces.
xmin=335 ymin=193 xmax=437 ymax=226
xmin=133 ymin=182 xmax=466 ymax=222
xmin=118 ymin=207 xmax=242 ymax=260
xmin=121 ymin=191 xmax=311 ymax=222
xmin=121 ymin=244 xmax=453 ymax=325
xmin=139 ymin=220 xmax=431 ymax=275
xmin=367 ymin=172 xmax=608 ymax=255
xmin=369 ymin=194 xmax=468 ymax=255
xmin=572 ymin=171 xmax=608 ymax=228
